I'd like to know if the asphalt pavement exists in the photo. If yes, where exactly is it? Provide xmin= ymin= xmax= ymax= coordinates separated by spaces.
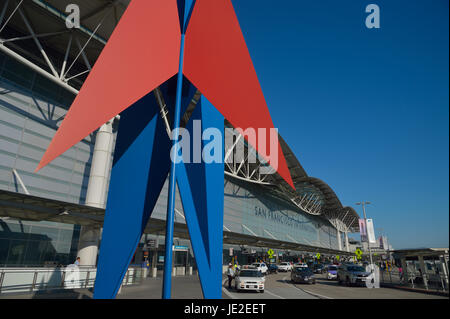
xmin=116 ymin=271 xmax=446 ymax=299
xmin=0 ymin=271 xmax=446 ymax=299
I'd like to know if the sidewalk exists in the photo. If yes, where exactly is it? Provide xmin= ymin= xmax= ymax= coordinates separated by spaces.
xmin=0 ymin=274 xmax=225 ymax=299
xmin=380 ymin=283 xmax=449 ymax=297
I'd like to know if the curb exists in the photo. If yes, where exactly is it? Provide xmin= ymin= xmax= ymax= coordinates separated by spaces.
xmin=380 ymin=283 xmax=449 ymax=297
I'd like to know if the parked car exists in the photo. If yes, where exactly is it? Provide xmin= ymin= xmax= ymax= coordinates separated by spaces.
xmin=337 ymin=264 xmax=371 ymax=286
xmin=267 ymin=263 xmax=278 ymax=274
xmin=251 ymin=262 xmax=268 ymax=275
xmin=313 ymin=264 xmax=325 ymax=274
xmin=291 ymin=267 xmax=316 ymax=284
xmin=278 ymin=262 xmax=293 ymax=272
xmin=326 ymin=265 xmax=338 ymax=280
xmin=234 ymin=269 xmax=265 ymax=293
xmin=294 ymin=263 xmax=308 ymax=268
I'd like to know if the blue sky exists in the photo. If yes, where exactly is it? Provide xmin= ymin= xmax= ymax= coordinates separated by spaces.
xmin=231 ymin=0 xmax=449 ymax=249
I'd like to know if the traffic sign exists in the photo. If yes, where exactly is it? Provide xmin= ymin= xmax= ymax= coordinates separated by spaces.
xmin=316 ymin=253 xmax=321 ymax=259
xmin=268 ymin=249 xmax=274 ymax=258
xmin=355 ymin=248 xmax=363 ymax=259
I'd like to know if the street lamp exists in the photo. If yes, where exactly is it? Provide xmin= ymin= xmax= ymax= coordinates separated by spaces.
xmin=355 ymin=201 xmax=374 ymax=268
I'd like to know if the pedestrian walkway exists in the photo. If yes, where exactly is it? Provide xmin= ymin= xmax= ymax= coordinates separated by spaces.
xmin=0 ymin=274 xmax=224 ymax=299
xmin=380 ymin=283 xmax=449 ymax=297
xmin=117 ymin=275 xmax=225 ymax=299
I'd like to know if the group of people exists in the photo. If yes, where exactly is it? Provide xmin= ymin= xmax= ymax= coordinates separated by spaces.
xmin=226 ymin=263 xmax=240 ymax=289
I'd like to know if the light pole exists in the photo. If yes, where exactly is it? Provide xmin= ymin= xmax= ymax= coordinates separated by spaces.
xmin=356 ymin=201 xmax=374 ymax=268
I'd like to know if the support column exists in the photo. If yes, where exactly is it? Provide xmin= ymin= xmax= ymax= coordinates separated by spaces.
xmin=337 ymin=230 xmax=342 ymax=251
xmin=77 ymin=119 xmax=115 ymax=266
xmin=345 ymin=231 xmax=350 ymax=252
xmin=401 ymin=258 xmax=409 ymax=283
xmin=418 ymin=255 xmax=429 ymax=290
xmin=440 ymin=255 xmax=449 ymax=288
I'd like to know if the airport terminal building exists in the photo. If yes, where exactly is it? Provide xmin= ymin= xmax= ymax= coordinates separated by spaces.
xmin=0 ymin=0 xmax=359 ymax=270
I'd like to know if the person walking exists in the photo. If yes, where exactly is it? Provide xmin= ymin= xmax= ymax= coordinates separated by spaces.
xmin=227 ymin=263 xmax=235 ymax=289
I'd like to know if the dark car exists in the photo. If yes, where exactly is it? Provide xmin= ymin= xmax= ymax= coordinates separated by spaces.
xmin=267 ymin=263 xmax=278 ymax=274
xmin=291 ymin=267 xmax=316 ymax=284
xmin=313 ymin=264 xmax=325 ymax=274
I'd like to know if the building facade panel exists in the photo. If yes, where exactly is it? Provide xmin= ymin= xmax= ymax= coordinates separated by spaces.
xmin=0 ymin=52 xmax=93 ymax=205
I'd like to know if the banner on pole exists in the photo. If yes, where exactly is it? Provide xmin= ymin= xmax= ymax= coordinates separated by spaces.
xmin=366 ymin=219 xmax=376 ymax=244
xmin=359 ymin=219 xmax=367 ymax=241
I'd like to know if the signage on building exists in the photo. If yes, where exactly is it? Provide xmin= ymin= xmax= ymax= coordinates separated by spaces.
xmin=173 ymin=245 xmax=189 ymax=251
xmin=242 ymin=248 xmax=256 ymax=255
xmin=254 ymin=206 xmax=315 ymax=233
xmin=146 ymin=239 xmax=158 ymax=249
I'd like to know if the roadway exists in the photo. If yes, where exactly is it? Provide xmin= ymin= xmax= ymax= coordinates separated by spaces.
xmin=0 ymin=272 xmax=446 ymax=299
xmin=220 ymin=272 xmax=446 ymax=300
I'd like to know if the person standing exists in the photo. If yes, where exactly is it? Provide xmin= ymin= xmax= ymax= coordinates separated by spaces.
xmin=227 ymin=263 xmax=235 ymax=289
xmin=399 ymin=266 xmax=403 ymax=281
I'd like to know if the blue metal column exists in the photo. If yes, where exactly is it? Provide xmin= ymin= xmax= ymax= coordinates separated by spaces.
xmin=176 ymin=95 xmax=225 ymax=298
xmin=162 ymin=36 xmax=186 ymax=300
xmin=93 ymin=92 xmax=171 ymax=299
xmin=162 ymin=0 xmax=196 ymax=300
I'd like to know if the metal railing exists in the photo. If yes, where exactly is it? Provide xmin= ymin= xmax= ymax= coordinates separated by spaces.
xmin=0 ymin=266 xmax=143 ymax=295
xmin=378 ymin=268 xmax=449 ymax=293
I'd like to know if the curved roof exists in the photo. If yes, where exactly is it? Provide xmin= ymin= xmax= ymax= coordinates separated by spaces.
xmin=265 ymin=135 xmax=360 ymax=232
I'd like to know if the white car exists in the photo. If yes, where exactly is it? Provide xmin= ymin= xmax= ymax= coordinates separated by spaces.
xmin=234 ymin=269 xmax=265 ymax=293
xmin=277 ymin=262 xmax=293 ymax=272
xmin=326 ymin=265 xmax=338 ymax=280
xmin=294 ymin=263 xmax=308 ymax=268
xmin=251 ymin=262 xmax=268 ymax=274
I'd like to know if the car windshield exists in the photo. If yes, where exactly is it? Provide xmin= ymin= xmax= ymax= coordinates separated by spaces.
xmin=348 ymin=266 xmax=366 ymax=272
xmin=280 ymin=263 xmax=289 ymax=265
xmin=328 ymin=266 xmax=337 ymax=270
xmin=239 ymin=270 xmax=262 ymax=277
xmin=295 ymin=268 xmax=313 ymax=275
xmin=252 ymin=263 xmax=260 ymax=267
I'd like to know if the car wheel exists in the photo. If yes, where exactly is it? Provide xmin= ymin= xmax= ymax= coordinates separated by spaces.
xmin=346 ymin=277 xmax=351 ymax=287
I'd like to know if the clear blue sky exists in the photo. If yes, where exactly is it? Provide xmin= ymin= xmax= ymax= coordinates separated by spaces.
xmin=231 ymin=0 xmax=449 ymax=249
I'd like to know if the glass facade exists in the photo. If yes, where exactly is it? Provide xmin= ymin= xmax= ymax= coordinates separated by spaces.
xmin=0 ymin=52 xmax=89 ymax=267
xmin=0 ymin=218 xmax=81 ymax=267
xmin=149 ymin=175 xmax=339 ymax=251
xmin=222 ymin=178 xmax=339 ymax=250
